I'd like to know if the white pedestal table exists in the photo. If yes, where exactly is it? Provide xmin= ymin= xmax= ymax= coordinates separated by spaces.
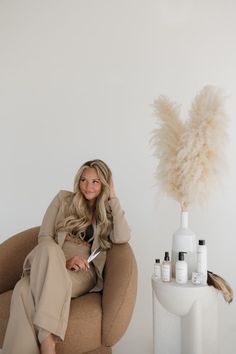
xmin=152 ymin=277 xmax=219 ymax=354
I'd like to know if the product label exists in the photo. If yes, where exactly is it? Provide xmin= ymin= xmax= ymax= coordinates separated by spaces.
xmin=197 ymin=251 xmax=207 ymax=275
xmin=175 ymin=265 xmax=187 ymax=284
xmin=154 ymin=265 xmax=161 ymax=279
xmin=162 ymin=264 xmax=171 ymax=281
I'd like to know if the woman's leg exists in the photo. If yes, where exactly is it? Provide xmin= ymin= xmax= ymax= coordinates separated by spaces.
xmin=35 ymin=241 xmax=96 ymax=353
xmin=2 ymin=276 xmax=40 ymax=354
xmin=29 ymin=241 xmax=72 ymax=342
xmin=3 ymin=241 xmax=72 ymax=354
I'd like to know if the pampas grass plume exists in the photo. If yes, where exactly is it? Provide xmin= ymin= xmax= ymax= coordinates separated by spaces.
xmin=152 ymin=86 xmax=228 ymax=210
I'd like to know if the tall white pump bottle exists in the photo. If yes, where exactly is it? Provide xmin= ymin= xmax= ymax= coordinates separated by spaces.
xmin=171 ymin=211 xmax=197 ymax=279
xmin=197 ymin=239 xmax=208 ymax=285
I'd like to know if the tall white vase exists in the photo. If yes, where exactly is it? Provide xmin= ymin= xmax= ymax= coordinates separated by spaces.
xmin=171 ymin=211 xmax=197 ymax=279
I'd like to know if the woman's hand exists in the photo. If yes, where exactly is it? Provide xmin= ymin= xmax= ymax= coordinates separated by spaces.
xmin=66 ymin=255 xmax=89 ymax=271
xmin=109 ymin=177 xmax=117 ymax=199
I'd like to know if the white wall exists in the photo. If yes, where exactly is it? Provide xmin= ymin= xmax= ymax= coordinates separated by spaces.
xmin=0 ymin=1 xmax=236 ymax=353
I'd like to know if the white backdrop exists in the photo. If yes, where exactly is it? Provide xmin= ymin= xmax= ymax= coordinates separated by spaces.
xmin=0 ymin=1 xmax=236 ymax=353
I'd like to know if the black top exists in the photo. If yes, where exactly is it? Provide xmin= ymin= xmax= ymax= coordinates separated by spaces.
xmin=70 ymin=224 xmax=94 ymax=244
xmin=84 ymin=224 xmax=94 ymax=243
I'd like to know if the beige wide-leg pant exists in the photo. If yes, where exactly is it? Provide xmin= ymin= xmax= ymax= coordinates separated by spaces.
xmin=2 ymin=240 xmax=96 ymax=354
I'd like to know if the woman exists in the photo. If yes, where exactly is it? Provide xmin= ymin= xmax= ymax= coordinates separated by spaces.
xmin=2 ymin=159 xmax=131 ymax=354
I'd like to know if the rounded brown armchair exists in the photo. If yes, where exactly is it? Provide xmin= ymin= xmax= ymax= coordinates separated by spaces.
xmin=0 ymin=227 xmax=137 ymax=354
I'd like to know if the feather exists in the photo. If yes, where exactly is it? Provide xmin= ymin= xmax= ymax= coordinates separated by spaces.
xmin=152 ymin=86 xmax=228 ymax=210
xmin=207 ymin=270 xmax=233 ymax=303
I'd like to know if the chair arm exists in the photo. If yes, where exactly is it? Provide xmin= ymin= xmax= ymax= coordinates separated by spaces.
xmin=102 ymin=243 xmax=137 ymax=346
xmin=0 ymin=227 xmax=39 ymax=294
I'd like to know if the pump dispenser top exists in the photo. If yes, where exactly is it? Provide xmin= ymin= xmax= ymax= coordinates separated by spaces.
xmin=178 ymin=251 xmax=186 ymax=261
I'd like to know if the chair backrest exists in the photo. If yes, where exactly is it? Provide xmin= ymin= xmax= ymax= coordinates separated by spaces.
xmin=102 ymin=242 xmax=137 ymax=345
xmin=0 ymin=227 xmax=39 ymax=293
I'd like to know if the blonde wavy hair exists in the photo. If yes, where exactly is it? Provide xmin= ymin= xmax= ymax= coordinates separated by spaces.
xmin=57 ymin=159 xmax=113 ymax=249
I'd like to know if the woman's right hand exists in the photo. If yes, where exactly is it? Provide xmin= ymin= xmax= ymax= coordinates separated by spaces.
xmin=66 ymin=255 xmax=90 ymax=271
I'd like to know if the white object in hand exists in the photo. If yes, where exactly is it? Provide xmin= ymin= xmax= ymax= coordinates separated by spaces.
xmin=87 ymin=247 xmax=102 ymax=263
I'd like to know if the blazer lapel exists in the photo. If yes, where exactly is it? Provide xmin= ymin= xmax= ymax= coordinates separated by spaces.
xmin=57 ymin=230 xmax=67 ymax=248
xmin=91 ymin=225 xmax=100 ymax=251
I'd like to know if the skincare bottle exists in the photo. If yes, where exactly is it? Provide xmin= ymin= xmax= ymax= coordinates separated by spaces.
xmin=154 ymin=259 xmax=161 ymax=279
xmin=161 ymin=252 xmax=171 ymax=282
xmin=175 ymin=252 xmax=188 ymax=284
xmin=197 ymin=239 xmax=207 ymax=285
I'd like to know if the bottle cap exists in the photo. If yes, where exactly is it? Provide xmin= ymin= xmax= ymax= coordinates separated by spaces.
xmin=155 ymin=259 xmax=160 ymax=263
xmin=199 ymin=240 xmax=205 ymax=245
xmin=178 ymin=252 xmax=185 ymax=261
xmin=164 ymin=251 xmax=170 ymax=261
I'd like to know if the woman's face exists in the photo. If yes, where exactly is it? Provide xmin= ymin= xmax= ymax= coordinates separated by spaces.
xmin=79 ymin=167 xmax=102 ymax=203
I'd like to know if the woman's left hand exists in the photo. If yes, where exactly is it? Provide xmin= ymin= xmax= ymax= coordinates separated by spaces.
xmin=109 ymin=177 xmax=117 ymax=199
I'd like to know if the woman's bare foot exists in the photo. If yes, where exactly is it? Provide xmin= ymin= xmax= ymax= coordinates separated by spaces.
xmin=40 ymin=334 xmax=56 ymax=354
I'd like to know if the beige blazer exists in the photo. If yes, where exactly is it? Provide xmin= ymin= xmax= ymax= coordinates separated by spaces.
xmin=32 ymin=190 xmax=131 ymax=292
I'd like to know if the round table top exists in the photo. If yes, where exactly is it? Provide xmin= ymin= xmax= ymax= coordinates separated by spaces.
xmin=152 ymin=275 xmax=218 ymax=316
